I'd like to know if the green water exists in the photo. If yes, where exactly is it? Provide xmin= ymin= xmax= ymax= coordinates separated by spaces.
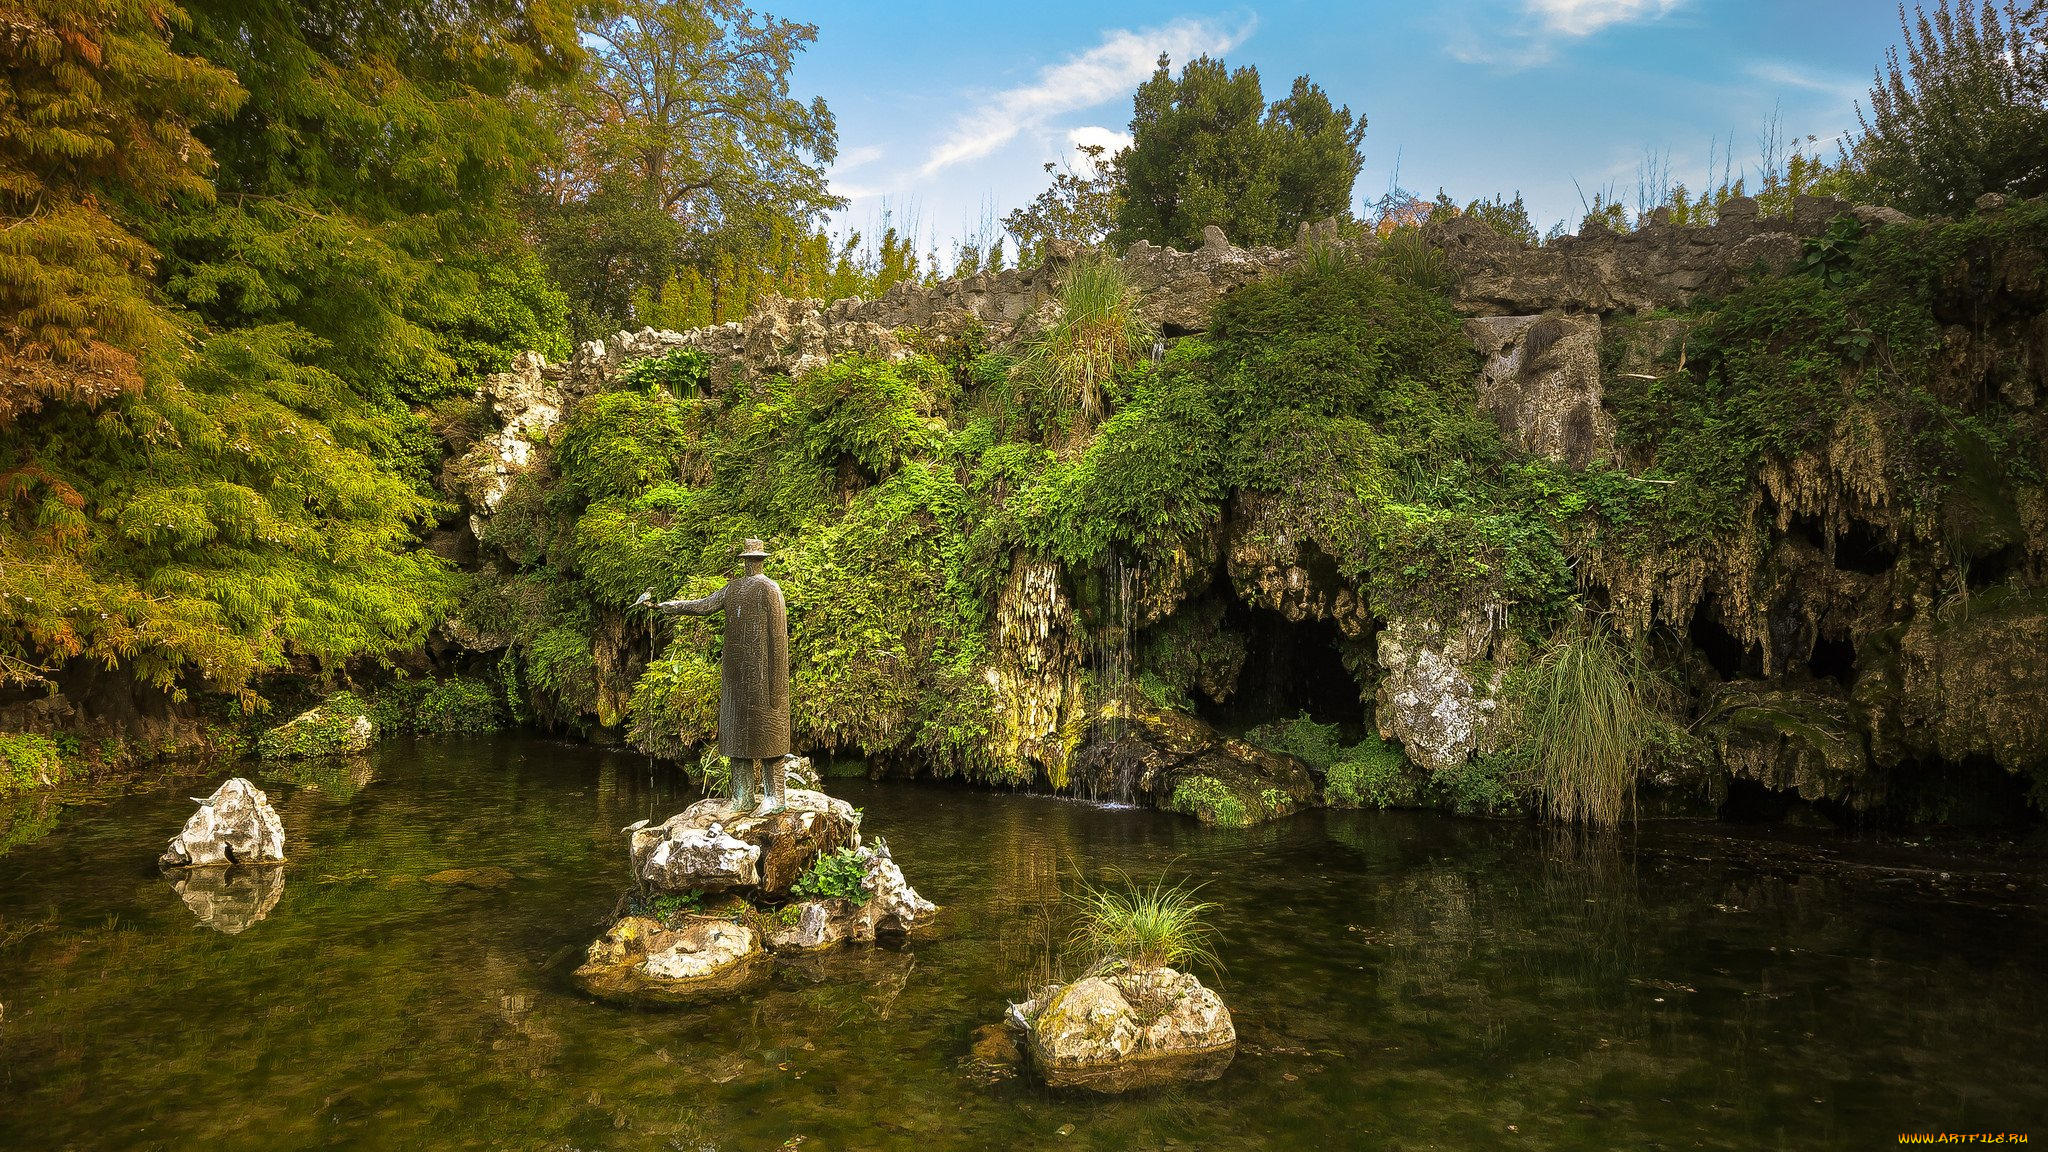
xmin=0 ymin=736 xmax=2040 ymax=1150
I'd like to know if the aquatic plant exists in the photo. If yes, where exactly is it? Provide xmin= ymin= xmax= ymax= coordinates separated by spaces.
xmin=1519 ymin=623 xmax=1666 ymax=827
xmin=1068 ymin=871 xmax=1221 ymax=976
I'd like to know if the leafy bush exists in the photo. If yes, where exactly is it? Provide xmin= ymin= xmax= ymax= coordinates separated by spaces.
xmin=791 ymin=847 xmax=871 ymax=902
xmin=1247 ymin=713 xmax=1348 ymax=773
xmin=0 ymin=735 xmax=68 ymax=796
xmin=1325 ymin=734 xmax=1417 ymax=808
xmin=1068 ymin=871 xmax=1221 ymax=975
xmin=1169 ymin=775 xmax=1249 ymax=826
xmin=620 ymin=348 xmax=711 ymax=398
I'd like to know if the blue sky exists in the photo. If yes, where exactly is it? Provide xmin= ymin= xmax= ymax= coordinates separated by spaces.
xmin=772 ymin=1 xmax=1909 ymax=263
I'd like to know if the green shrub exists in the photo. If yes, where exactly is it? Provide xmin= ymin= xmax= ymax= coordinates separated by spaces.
xmin=1247 ymin=712 xmax=1347 ymax=773
xmin=620 ymin=348 xmax=711 ymax=397
xmin=1325 ymin=733 xmax=1417 ymax=808
xmin=791 ymin=847 xmax=871 ymax=902
xmin=415 ymin=678 xmax=505 ymax=735
xmin=0 ymin=735 xmax=68 ymax=796
xmin=1016 ymin=254 xmax=1150 ymax=429
xmin=1434 ymin=752 xmax=1528 ymax=817
xmin=1069 ymin=871 xmax=1220 ymax=975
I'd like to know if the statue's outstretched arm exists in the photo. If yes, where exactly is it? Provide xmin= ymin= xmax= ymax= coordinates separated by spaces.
xmin=652 ymin=584 xmax=726 ymax=617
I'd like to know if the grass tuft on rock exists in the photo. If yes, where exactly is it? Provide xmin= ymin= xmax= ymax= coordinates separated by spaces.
xmin=1520 ymin=622 xmax=1666 ymax=827
xmin=1069 ymin=871 xmax=1221 ymax=976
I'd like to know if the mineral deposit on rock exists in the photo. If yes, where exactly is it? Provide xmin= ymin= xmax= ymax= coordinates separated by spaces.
xmin=573 ymin=915 xmax=770 ymax=1005
xmin=1012 ymin=963 xmax=1236 ymax=1092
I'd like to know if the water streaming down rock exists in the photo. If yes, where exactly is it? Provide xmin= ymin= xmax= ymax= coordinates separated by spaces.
xmin=1086 ymin=551 xmax=1142 ymax=805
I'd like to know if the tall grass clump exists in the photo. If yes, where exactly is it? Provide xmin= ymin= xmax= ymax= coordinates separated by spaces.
xmin=1022 ymin=254 xmax=1150 ymax=427
xmin=1521 ymin=622 xmax=1665 ymax=827
xmin=1069 ymin=871 xmax=1220 ymax=976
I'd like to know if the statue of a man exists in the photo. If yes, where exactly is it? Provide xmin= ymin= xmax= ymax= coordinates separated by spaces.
xmin=639 ymin=539 xmax=791 ymax=815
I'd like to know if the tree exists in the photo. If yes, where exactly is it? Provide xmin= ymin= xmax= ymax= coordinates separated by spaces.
xmin=1113 ymin=55 xmax=1365 ymax=250
xmin=0 ymin=0 xmax=240 ymax=424
xmin=1004 ymin=145 xmax=1121 ymax=266
xmin=0 ymin=0 xmax=582 ymax=701
xmin=531 ymin=0 xmax=843 ymax=333
xmin=1851 ymin=0 xmax=2048 ymax=214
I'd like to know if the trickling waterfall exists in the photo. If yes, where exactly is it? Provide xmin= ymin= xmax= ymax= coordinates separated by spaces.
xmin=1087 ymin=549 xmax=1142 ymax=804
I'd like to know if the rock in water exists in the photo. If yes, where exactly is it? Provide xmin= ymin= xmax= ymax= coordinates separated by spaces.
xmin=1013 ymin=963 xmax=1235 ymax=1092
xmin=761 ymin=843 xmax=939 ymax=953
xmin=573 ymin=915 xmax=770 ymax=1005
xmin=628 ymin=788 xmax=859 ymax=896
xmin=161 ymin=778 xmax=286 ymax=867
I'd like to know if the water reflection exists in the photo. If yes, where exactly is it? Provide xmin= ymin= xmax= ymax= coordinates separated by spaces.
xmin=0 ymin=738 xmax=2038 ymax=1151
xmin=168 ymin=865 xmax=286 ymax=934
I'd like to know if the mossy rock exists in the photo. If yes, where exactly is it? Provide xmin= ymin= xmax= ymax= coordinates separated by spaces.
xmin=572 ymin=915 xmax=771 ymax=1006
xmin=258 ymin=693 xmax=376 ymax=760
xmin=1706 ymin=681 xmax=1869 ymax=804
xmin=1072 ymin=690 xmax=1317 ymax=825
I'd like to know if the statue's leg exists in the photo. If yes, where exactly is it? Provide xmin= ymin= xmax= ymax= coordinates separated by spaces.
xmin=757 ymin=756 xmax=787 ymax=815
xmin=730 ymin=757 xmax=757 ymax=812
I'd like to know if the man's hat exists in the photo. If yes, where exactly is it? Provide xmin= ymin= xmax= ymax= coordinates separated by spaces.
xmin=739 ymin=538 xmax=770 ymax=558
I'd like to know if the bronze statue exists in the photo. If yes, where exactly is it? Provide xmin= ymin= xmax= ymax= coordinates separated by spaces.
xmin=637 ymin=539 xmax=791 ymax=814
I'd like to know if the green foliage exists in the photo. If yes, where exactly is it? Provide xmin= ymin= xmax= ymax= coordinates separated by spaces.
xmin=1517 ymin=623 xmax=1667 ymax=827
xmin=620 ymin=349 xmax=712 ymax=398
xmin=1375 ymin=228 xmax=1455 ymax=292
xmin=1016 ymin=256 xmax=1150 ymax=428
xmin=1115 ymin=55 xmax=1366 ymax=250
xmin=0 ymin=735 xmax=69 ymax=797
xmin=370 ymin=676 xmax=507 ymax=737
xmin=1004 ymin=145 xmax=1121 ymax=266
xmin=626 ymin=890 xmax=706 ymax=926
xmin=257 ymin=692 xmax=373 ymax=760
xmin=1434 ymin=752 xmax=1529 ymax=817
xmin=1325 ymin=735 xmax=1420 ymax=809
xmin=791 ymin=847 xmax=871 ymax=902
xmin=1068 ymin=871 xmax=1220 ymax=974
xmin=1246 ymin=713 xmax=1348 ymax=773
xmin=1850 ymin=0 xmax=2048 ymax=215
xmin=1169 ymin=775 xmax=1250 ymax=826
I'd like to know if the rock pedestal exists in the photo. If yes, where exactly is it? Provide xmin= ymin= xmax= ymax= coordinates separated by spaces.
xmin=581 ymin=784 xmax=936 ymax=1007
xmin=628 ymin=787 xmax=861 ymax=895
xmin=1010 ymin=963 xmax=1236 ymax=1092
xmin=160 ymin=778 xmax=287 ymax=868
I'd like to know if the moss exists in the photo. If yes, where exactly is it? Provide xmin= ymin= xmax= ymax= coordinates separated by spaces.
xmin=1326 ymin=734 xmax=1420 ymax=808
xmin=1169 ymin=775 xmax=1250 ymax=826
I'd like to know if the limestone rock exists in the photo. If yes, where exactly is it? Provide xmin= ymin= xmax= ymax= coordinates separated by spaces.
xmin=161 ymin=778 xmax=286 ymax=868
xmin=1708 ymin=681 xmax=1870 ymax=804
xmin=628 ymin=788 xmax=859 ymax=896
xmin=856 ymin=842 xmax=937 ymax=934
xmin=1375 ymin=613 xmax=1512 ymax=775
xmin=573 ymin=915 xmax=770 ymax=1006
xmin=171 ymin=866 xmax=285 ymax=934
xmin=1014 ymin=963 xmax=1235 ymax=1092
xmin=1465 ymin=314 xmax=1612 ymax=466
xmin=762 ymin=842 xmax=935 ymax=953
xmin=1224 ymin=493 xmax=1370 ymax=637
xmin=764 ymin=898 xmax=854 ymax=952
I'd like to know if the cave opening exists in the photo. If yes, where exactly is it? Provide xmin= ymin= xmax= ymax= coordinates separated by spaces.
xmin=1807 ymin=633 xmax=1858 ymax=686
xmin=1835 ymin=520 xmax=1897 ymax=576
xmin=1203 ymin=606 xmax=1367 ymax=735
xmin=1968 ymin=543 xmax=2023 ymax=591
xmin=1687 ymin=602 xmax=1754 ymax=681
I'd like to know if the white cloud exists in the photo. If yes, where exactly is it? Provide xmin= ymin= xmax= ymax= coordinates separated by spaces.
xmin=1066 ymin=126 xmax=1132 ymax=174
xmin=1446 ymin=0 xmax=1682 ymax=67
xmin=1526 ymin=0 xmax=1679 ymax=37
xmin=1746 ymin=62 xmax=1867 ymax=107
xmin=920 ymin=17 xmax=1253 ymax=177
xmin=831 ymin=144 xmax=886 ymax=173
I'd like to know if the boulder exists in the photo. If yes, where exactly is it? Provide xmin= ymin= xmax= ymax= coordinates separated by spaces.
xmin=171 ymin=866 xmax=286 ymax=934
xmin=1375 ymin=613 xmax=1513 ymax=775
xmin=161 ymin=778 xmax=286 ymax=868
xmin=1070 ymin=689 xmax=1318 ymax=825
xmin=627 ymin=787 xmax=860 ymax=896
xmin=573 ymin=915 xmax=770 ymax=1006
xmin=1464 ymin=314 xmax=1612 ymax=466
xmin=1012 ymin=963 xmax=1235 ymax=1092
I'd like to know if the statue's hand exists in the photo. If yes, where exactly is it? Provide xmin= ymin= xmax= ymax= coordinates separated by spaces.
xmin=630 ymin=589 xmax=653 ymax=610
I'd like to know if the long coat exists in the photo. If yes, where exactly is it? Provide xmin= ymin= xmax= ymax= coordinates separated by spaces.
xmin=659 ymin=573 xmax=790 ymax=760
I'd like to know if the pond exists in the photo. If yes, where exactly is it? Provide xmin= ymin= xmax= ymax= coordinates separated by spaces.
xmin=0 ymin=736 xmax=2040 ymax=1150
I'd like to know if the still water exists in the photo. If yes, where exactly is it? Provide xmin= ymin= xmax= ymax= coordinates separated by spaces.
xmin=0 ymin=736 xmax=2040 ymax=1150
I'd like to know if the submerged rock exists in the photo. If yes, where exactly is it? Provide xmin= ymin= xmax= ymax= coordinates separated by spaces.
xmin=161 ymin=778 xmax=286 ymax=868
xmin=1012 ymin=963 xmax=1236 ymax=1093
xmin=171 ymin=866 xmax=286 ymax=934
xmin=628 ymin=788 xmax=860 ymax=896
xmin=573 ymin=915 xmax=770 ymax=1005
